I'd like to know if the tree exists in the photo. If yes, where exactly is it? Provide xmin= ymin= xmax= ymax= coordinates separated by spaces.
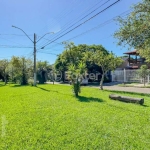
xmin=37 ymin=61 xmax=51 ymax=84
xmin=55 ymin=43 xmax=108 ymax=82
xmin=60 ymin=42 xmax=87 ymax=96
xmin=9 ymin=56 xmax=33 ymax=85
xmin=87 ymin=51 xmax=122 ymax=90
xmin=55 ymin=55 xmax=67 ymax=82
xmin=68 ymin=62 xmax=86 ymax=97
xmin=138 ymin=65 xmax=150 ymax=86
xmin=0 ymin=59 xmax=9 ymax=85
xmin=114 ymin=0 xmax=150 ymax=62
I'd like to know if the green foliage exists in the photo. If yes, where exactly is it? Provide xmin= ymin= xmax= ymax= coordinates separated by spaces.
xmin=114 ymin=0 xmax=150 ymax=62
xmin=68 ymin=62 xmax=86 ymax=97
xmin=28 ymin=78 xmax=34 ymax=86
xmin=139 ymin=49 xmax=150 ymax=63
xmin=87 ymin=51 xmax=123 ymax=90
xmin=0 ymin=84 xmax=150 ymax=149
xmin=55 ymin=43 xmax=108 ymax=82
xmin=138 ymin=65 xmax=150 ymax=86
xmin=9 ymin=56 xmax=33 ymax=85
xmin=37 ymin=61 xmax=51 ymax=84
xmin=0 ymin=59 xmax=9 ymax=85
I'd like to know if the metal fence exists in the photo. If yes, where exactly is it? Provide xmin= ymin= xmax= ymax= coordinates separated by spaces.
xmin=111 ymin=69 xmax=150 ymax=83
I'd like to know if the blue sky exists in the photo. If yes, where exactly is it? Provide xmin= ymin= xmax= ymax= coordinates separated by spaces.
xmin=0 ymin=0 xmax=141 ymax=64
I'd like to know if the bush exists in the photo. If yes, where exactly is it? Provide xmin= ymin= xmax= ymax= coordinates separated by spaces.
xmin=28 ymin=78 xmax=34 ymax=86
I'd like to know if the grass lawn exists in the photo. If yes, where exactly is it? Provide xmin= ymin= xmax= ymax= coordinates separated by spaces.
xmin=0 ymin=83 xmax=150 ymax=149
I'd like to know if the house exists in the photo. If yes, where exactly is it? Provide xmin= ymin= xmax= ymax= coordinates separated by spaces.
xmin=117 ymin=50 xmax=147 ymax=70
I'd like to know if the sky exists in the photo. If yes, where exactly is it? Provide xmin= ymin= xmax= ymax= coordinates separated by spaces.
xmin=0 ymin=0 xmax=142 ymax=64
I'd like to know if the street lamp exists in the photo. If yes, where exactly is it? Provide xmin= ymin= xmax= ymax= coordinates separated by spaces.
xmin=36 ymin=32 xmax=54 ymax=43
xmin=12 ymin=25 xmax=54 ymax=86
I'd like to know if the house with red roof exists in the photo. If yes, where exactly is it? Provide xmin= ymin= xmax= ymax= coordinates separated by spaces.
xmin=117 ymin=50 xmax=148 ymax=70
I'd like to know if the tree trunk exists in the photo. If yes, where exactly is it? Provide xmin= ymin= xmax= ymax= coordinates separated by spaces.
xmin=75 ymin=91 xmax=78 ymax=97
xmin=62 ymin=71 xmax=65 ymax=83
xmin=4 ymin=74 xmax=7 ymax=85
xmin=100 ymin=74 xmax=105 ymax=90
xmin=53 ymin=73 xmax=55 ymax=84
xmin=3 ymin=70 xmax=7 ymax=85
xmin=144 ymin=77 xmax=145 ymax=87
xmin=109 ymin=94 xmax=144 ymax=105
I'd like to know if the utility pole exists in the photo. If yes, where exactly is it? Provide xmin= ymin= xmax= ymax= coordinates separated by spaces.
xmin=12 ymin=25 xmax=54 ymax=86
xmin=34 ymin=33 xmax=37 ymax=86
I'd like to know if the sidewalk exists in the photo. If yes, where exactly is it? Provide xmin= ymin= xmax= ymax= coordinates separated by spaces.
xmin=46 ymin=82 xmax=150 ymax=94
xmin=103 ymin=83 xmax=150 ymax=94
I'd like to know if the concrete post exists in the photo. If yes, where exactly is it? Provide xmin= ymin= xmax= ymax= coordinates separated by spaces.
xmin=124 ymin=68 xmax=126 ymax=83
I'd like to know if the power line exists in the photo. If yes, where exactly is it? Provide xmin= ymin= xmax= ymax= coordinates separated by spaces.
xmin=60 ymin=0 xmax=105 ymax=30
xmin=40 ymin=0 xmax=121 ymax=49
xmin=65 ymin=10 xmax=131 ymax=42
xmin=36 ymin=37 xmax=63 ymax=45
xmin=38 ymin=0 xmax=105 ymax=47
xmin=0 ymin=45 xmax=33 ymax=48
xmin=39 ymin=0 xmax=111 ymax=48
xmin=38 ymin=36 xmax=111 ymax=54
xmin=0 ymin=36 xmax=33 ymax=47
xmin=0 ymin=34 xmax=33 ymax=37
xmin=38 ymin=51 xmax=58 ymax=56
xmin=39 ymin=0 xmax=79 ymax=33
xmin=37 ymin=8 xmax=130 ymax=53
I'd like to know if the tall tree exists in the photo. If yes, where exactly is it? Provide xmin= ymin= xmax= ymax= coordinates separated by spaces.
xmin=86 ymin=51 xmax=122 ymax=90
xmin=0 ymin=59 xmax=9 ymax=85
xmin=114 ymin=0 xmax=150 ymax=62
xmin=59 ymin=42 xmax=87 ymax=96
xmin=138 ymin=65 xmax=150 ymax=86
xmin=9 ymin=56 xmax=33 ymax=85
xmin=55 ymin=43 xmax=108 ymax=82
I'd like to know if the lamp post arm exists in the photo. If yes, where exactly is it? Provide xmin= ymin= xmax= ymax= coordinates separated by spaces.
xmin=36 ymin=32 xmax=54 ymax=43
xmin=12 ymin=25 xmax=33 ymax=43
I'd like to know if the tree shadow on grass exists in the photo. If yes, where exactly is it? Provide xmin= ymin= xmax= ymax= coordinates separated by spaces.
xmin=77 ymin=96 xmax=105 ymax=103
xmin=11 ymin=85 xmax=22 ymax=87
xmin=141 ymin=104 xmax=149 ymax=107
xmin=10 ymin=85 xmax=28 ymax=88
xmin=36 ymin=86 xmax=51 ymax=92
xmin=36 ymin=86 xmax=59 ymax=93
xmin=0 ymin=84 xmax=5 ymax=87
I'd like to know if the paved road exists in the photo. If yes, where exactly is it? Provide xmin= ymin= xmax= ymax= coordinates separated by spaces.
xmin=103 ymin=86 xmax=150 ymax=94
xmin=103 ymin=82 xmax=150 ymax=94
xmin=46 ymin=82 xmax=150 ymax=94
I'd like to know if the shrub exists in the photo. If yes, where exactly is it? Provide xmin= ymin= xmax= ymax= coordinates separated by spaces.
xmin=28 ymin=78 xmax=34 ymax=86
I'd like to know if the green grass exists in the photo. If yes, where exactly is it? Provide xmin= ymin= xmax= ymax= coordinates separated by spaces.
xmin=0 ymin=83 xmax=150 ymax=149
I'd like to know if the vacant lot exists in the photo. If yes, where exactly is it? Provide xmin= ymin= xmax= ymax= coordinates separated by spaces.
xmin=0 ymin=83 xmax=150 ymax=149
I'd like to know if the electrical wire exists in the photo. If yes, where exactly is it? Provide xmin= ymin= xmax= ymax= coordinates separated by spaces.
xmin=39 ymin=0 xmax=80 ymax=33
xmin=60 ymin=0 xmax=105 ymax=31
xmin=0 ymin=45 xmax=33 ymax=48
xmin=38 ymin=0 xmax=107 ymax=47
xmin=39 ymin=0 xmax=111 ymax=48
xmin=65 ymin=10 xmax=131 ymax=42
xmin=40 ymin=0 xmax=121 ymax=49
xmin=38 ymin=51 xmax=58 ymax=56
xmin=37 ymin=8 xmax=130 ymax=53
xmin=0 ymin=34 xmax=33 ymax=37
xmin=0 ymin=36 xmax=32 ymax=47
